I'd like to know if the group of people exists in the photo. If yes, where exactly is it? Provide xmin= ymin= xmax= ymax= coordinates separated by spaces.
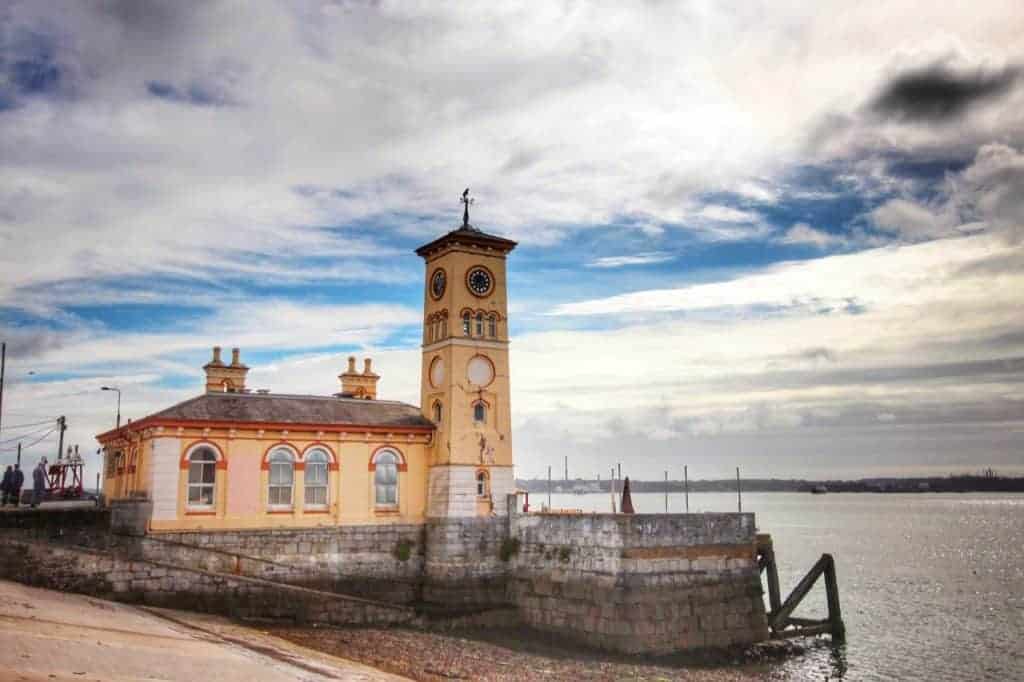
xmin=1 ymin=459 xmax=48 ymax=508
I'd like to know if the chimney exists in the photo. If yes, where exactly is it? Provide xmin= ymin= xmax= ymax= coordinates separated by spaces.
xmin=204 ymin=345 xmax=249 ymax=393
xmin=339 ymin=356 xmax=379 ymax=400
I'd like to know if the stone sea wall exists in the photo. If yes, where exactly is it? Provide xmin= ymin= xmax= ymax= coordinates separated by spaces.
xmin=0 ymin=538 xmax=415 ymax=626
xmin=151 ymin=524 xmax=427 ymax=603
xmin=509 ymin=513 xmax=768 ymax=653
xmin=423 ymin=517 xmax=511 ymax=608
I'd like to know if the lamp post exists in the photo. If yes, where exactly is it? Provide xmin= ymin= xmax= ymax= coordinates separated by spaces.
xmin=101 ymin=386 xmax=121 ymax=429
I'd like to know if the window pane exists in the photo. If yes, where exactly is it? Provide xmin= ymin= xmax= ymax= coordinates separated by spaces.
xmin=188 ymin=485 xmax=201 ymax=503
xmin=376 ymin=462 xmax=397 ymax=485
xmin=462 ymin=313 xmax=470 ymax=335
xmin=188 ymin=463 xmax=202 ymax=484
xmin=488 ymin=316 xmax=497 ymax=337
xmin=201 ymin=462 xmax=215 ymax=484
xmin=475 ymin=313 xmax=483 ymax=335
xmin=376 ymin=483 xmax=396 ymax=505
xmin=305 ymin=486 xmax=327 ymax=505
xmin=270 ymin=462 xmax=293 ymax=485
xmin=309 ymin=462 xmax=327 ymax=484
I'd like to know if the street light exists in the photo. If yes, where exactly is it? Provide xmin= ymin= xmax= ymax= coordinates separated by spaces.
xmin=101 ymin=386 xmax=121 ymax=429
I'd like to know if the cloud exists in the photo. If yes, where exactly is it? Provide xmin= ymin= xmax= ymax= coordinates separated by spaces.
xmin=553 ymin=232 xmax=1020 ymax=317
xmin=586 ymin=252 xmax=674 ymax=268
xmin=778 ymin=223 xmax=844 ymax=248
xmin=871 ymin=62 xmax=1020 ymax=122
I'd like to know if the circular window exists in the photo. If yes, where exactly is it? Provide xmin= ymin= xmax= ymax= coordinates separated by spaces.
xmin=467 ymin=355 xmax=495 ymax=386
xmin=466 ymin=266 xmax=494 ymax=297
xmin=429 ymin=356 xmax=445 ymax=388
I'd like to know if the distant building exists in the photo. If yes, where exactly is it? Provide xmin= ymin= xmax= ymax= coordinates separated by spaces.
xmin=97 ymin=223 xmax=517 ymax=531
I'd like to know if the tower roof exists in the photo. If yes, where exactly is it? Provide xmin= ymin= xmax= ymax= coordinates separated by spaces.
xmin=415 ymin=225 xmax=518 ymax=258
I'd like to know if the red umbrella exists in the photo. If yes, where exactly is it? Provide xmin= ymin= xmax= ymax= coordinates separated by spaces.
xmin=620 ymin=476 xmax=635 ymax=514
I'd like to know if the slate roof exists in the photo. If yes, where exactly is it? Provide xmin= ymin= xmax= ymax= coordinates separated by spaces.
xmin=135 ymin=392 xmax=435 ymax=430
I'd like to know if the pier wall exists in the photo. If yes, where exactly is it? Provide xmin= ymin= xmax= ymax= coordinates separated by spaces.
xmin=0 ymin=505 xmax=770 ymax=654
xmin=149 ymin=524 xmax=427 ymax=603
xmin=0 ymin=537 xmax=415 ymax=626
xmin=509 ymin=513 xmax=768 ymax=653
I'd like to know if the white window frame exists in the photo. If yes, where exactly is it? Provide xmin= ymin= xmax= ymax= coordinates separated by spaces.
xmin=186 ymin=446 xmax=217 ymax=510
xmin=267 ymin=448 xmax=295 ymax=510
xmin=303 ymin=448 xmax=330 ymax=509
xmin=373 ymin=450 xmax=400 ymax=508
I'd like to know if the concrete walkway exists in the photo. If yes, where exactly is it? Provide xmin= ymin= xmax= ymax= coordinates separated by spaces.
xmin=0 ymin=579 xmax=408 ymax=681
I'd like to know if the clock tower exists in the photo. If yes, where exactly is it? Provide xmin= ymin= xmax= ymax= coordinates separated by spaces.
xmin=416 ymin=194 xmax=517 ymax=518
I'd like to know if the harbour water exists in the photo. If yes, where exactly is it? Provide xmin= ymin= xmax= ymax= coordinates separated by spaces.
xmin=545 ymin=491 xmax=1024 ymax=680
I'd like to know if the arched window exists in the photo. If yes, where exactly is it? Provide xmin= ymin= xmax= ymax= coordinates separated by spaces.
xmin=304 ymin=449 xmax=329 ymax=507
xmin=475 ymin=312 xmax=484 ymax=336
xmin=473 ymin=401 xmax=487 ymax=423
xmin=374 ymin=450 xmax=399 ymax=507
xmin=462 ymin=311 xmax=471 ymax=336
xmin=476 ymin=470 xmax=489 ymax=497
xmin=432 ymin=400 xmax=443 ymax=423
xmin=488 ymin=314 xmax=497 ymax=338
xmin=268 ymin=448 xmax=294 ymax=507
xmin=187 ymin=447 xmax=217 ymax=507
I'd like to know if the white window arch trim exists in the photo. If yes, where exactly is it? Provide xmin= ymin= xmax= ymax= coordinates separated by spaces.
xmin=302 ymin=446 xmax=332 ymax=509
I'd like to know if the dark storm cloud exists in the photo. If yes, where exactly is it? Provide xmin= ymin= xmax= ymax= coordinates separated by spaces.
xmin=871 ymin=63 xmax=1020 ymax=122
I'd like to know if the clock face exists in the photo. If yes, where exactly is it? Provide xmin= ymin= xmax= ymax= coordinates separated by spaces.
xmin=430 ymin=269 xmax=446 ymax=299
xmin=466 ymin=266 xmax=493 ymax=297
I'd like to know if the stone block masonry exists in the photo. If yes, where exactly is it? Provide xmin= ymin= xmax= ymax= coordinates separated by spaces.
xmin=509 ymin=513 xmax=769 ymax=654
xmin=0 ymin=538 xmax=415 ymax=627
xmin=423 ymin=517 xmax=510 ymax=608
xmin=151 ymin=523 xmax=427 ymax=603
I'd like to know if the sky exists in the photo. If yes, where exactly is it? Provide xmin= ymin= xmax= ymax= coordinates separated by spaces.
xmin=1 ymin=1 xmax=1023 ymax=483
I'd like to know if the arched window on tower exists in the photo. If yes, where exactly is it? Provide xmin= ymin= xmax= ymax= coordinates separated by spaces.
xmin=462 ymin=311 xmax=471 ymax=336
xmin=473 ymin=401 xmax=487 ymax=423
xmin=488 ymin=314 xmax=497 ymax=338
xmin=476 ymin=470 xmax=490 ymax=497
xmin=475 ymin=312 xmax=484 ymax=336
xmin=432 ymin=400 xmax=443 ymax=423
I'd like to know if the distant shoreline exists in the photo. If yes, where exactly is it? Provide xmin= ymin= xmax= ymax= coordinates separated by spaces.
xmin=516 ymin=475 xmax=1024 ymax=494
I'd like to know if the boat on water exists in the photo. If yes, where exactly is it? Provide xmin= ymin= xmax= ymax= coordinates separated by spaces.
xmin=811 ymin=485 xmax=829 ymax=494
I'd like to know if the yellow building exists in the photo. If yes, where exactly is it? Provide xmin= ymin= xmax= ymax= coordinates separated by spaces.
xmin=97 ymin=219 xmax=517 ymax=531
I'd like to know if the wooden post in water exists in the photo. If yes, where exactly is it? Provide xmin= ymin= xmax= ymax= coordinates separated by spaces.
xmin=683 ymin=465 xmax=689 ymax=513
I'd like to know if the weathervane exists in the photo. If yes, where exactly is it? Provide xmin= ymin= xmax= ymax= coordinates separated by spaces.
xmin=461 ymin=188 xmax=474 ymax=228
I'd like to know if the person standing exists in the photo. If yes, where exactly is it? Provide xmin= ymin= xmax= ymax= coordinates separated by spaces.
xmin=10 ymin=464 xmax=24 ymax=508
xmin=30 ymin=458 xmax=47 ymax=508
xmin=0 ymin=466 xmax=11 ymax=506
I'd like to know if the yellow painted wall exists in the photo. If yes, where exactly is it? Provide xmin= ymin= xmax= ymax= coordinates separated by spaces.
xmin=102 ymin=425 xmax=432 ymax=532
